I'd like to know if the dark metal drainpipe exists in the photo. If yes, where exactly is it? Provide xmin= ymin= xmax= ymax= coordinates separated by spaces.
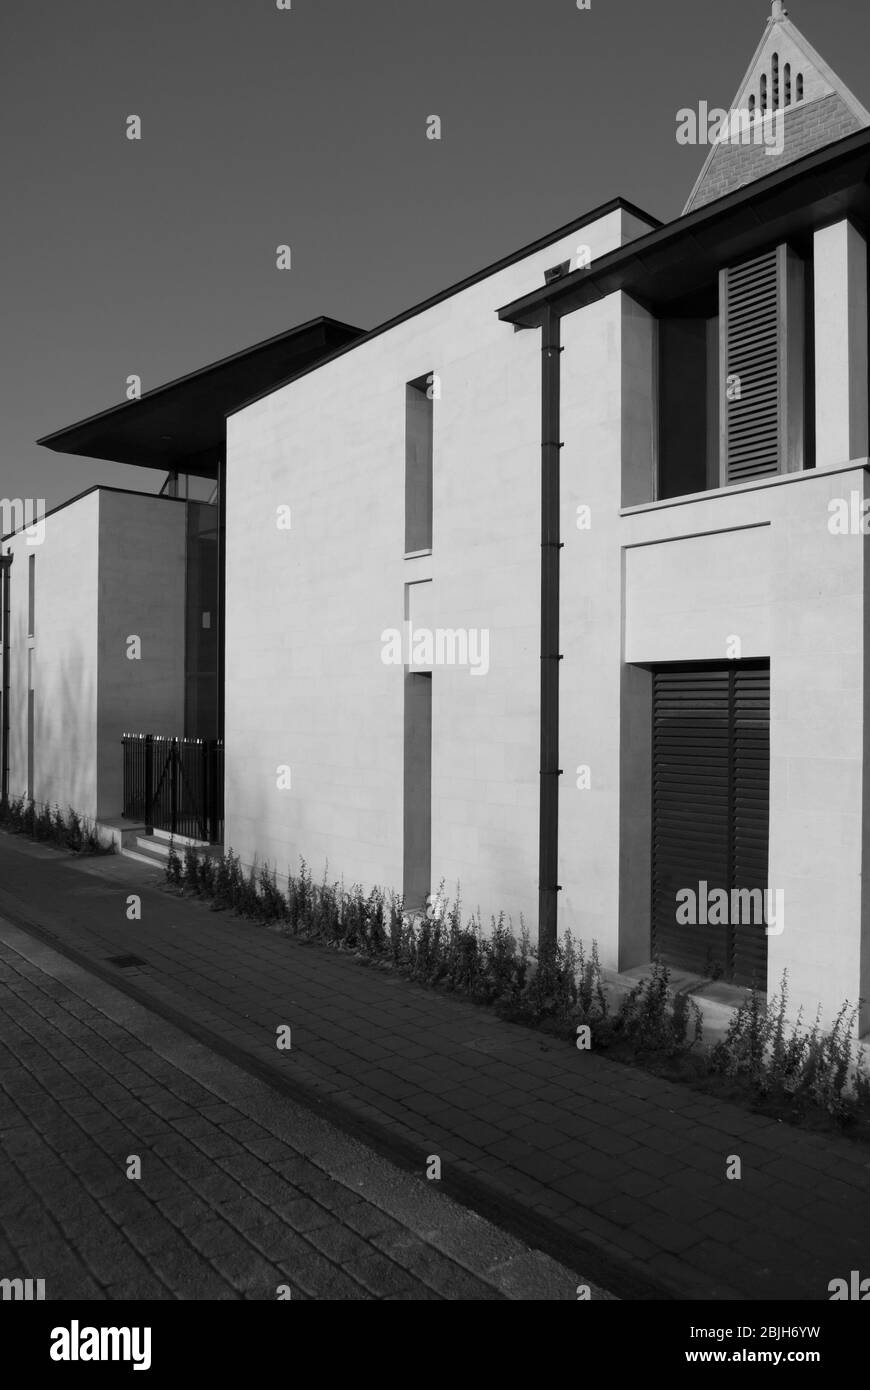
xmin=538 ymin=305 xmax=563 ymax=953
xmin=217 ymin=455 xmax=226 ymax=744
xmin=1 ymin=553 xmax=11 ymax=805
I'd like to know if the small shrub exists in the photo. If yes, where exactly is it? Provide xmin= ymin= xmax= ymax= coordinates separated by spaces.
xmin=487 ymin=912 xmax=518 ymax=1003
xmin=0 ymin=796 xmax=113 ymax=854
xmin=232 ymin=861 xmax=259 ymax=918
xmin=182 ymin=844 xmax=201 ymax=894
xmin=81 ymin=817 xmax=113 ymax=854
xmin=166 ymin=843 xmax=183 ymax=887
xmin=296 ymin=858 xmax=314 ymax=932
xmin=708 ymin=971 xmax=867 ymax=1123
xmin=198 ymin=853 xmax=217 ymax=898
xmin=518 ymin=931 xmax=585 ymax=1023
xmin=389 ymin=896 xmax=403 ymax=962
xmin=257 ymin=862 xmax=286 ymax=923
xmin=614 ymin=960 xmax=703 ymax=1056
xmin=34 ymin=802 xmax=53 ymax=842
xmin=515 ymin=921 xmax=532 ymax=998
xmin=64 ymin=806 xmax=82 ymax=849
xmin=224 ymin=851 xmax=244 ymax=910
xmin=361 ymin=887 xmax=387 ymax=955
xmin=576 ymin=940 xmax=608 ymax=1023
xmin=1 ymin=796 xmax=25 ymax=832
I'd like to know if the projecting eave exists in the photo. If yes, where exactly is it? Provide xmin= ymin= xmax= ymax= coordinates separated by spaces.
xmin=36 ymin=317 xmax=365 ymax=476
xmin=498 ymin=127 xmax=870 ymax=327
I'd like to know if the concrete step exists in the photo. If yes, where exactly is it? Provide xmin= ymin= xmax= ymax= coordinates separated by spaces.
xmin=151 ymin=828 xmax=213 ymax=851
xmin=136 ymin=835 xmax=172 ymax=859
xmin=120 ymin=846 xmax=169 ymax=872
xmin=121 ymin=830 xmax=222 ymax=874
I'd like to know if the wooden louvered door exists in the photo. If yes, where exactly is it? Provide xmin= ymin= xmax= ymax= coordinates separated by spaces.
xmin=719 ymin=244 xmax=804 ymax=486
xmin=652 ymin=662 xmax=769 ymax=986
xmin=652 ymin=667 xmax=732 ymax=978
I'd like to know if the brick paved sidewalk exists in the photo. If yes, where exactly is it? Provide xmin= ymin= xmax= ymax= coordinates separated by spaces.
xmin=0 ymin=922 xmax=593 ymax=1300
xmin=1 ymin=832 xmax=868 ymax=1300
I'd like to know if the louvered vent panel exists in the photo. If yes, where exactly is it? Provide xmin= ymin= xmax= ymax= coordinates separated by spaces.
xmin=723 ymin=250 xmax=782 ymax=484
xmin=652 ymin=667 xmax=732 ymax=978
xmin=652 ymin=663 xmax=770 ymax=987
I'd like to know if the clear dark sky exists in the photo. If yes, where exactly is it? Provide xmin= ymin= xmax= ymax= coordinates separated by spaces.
xmin=1 ymin=0 xmax=866 ymax=509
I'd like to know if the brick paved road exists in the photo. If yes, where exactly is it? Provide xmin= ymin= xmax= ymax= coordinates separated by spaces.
xmin=1 ymin=833 xmax=868 ymax=1300
xmin=0 ymin=922 xmax=595 ymax=1300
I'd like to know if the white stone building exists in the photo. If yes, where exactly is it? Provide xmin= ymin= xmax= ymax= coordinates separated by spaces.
xmin=9 ymin=4 xmax=870 ymax=1030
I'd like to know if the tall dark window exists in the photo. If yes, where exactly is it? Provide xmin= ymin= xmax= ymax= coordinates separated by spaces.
xmin=27 ymin=651 xmax=34 ymax=800
xmin=403 ymin=671 xmax=432 ymax=908
xmin=405 ymin=376 xmax=434 ymax=553
xmin=184 ymin=500 xmax=220 ymax=739
xmin=657 ymin=315 xmax=719 ymax=499
xmin=27 ymin=554 xmax=35 ymax=637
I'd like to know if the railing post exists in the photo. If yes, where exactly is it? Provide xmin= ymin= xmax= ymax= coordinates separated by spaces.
xmin=170 ymin=738 xmax=178 ymax=837
xmin=144 ymin=734 xmax=153 ymax=833
xmin=215 ymin=741 xmax=223 ymax=846
xmin=200 ymin=738 xmax=209 ymax=843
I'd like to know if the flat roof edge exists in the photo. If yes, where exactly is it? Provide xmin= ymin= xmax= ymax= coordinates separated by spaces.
xmin=1 ymin=484 xmax=185 ymax=545
xmin=225 ymin=197 xmax=662 ymax=420
xmin=36 ymin=316 xmax=364 ymax=452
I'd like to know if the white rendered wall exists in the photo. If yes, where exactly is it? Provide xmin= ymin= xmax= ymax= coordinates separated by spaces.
xmin=620 ymin=467 xmax=868 ymax=1033
xmin=558 ymin=276 xmax=870 ymax=1030
xmin=814 ymin=220 xmax=869 ymax=469
xmin=225 ymin=208 xmax=653 ymax=923
xmin=2 ymin=488 xmax=188 ymax=823
xmin=559 ymin=293 xmax=633 ymax=965
xmin=3 ymin=491 xmax=100 ymax=817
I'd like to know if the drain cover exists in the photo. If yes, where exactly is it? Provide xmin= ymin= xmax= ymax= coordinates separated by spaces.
xmin=106 ymin=954 xmax=148 ymax=969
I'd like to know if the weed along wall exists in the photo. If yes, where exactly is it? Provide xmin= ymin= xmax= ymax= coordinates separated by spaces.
xmin=166 ymin=841 xmax=870 ymax=1136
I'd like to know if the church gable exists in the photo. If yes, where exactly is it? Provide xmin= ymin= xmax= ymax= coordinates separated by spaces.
xmin=683 ymin=2 xmax=870 ymax=215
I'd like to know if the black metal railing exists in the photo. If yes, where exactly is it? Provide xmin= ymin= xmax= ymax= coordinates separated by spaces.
xmin=122 ymin=734 xmax=224 ymax=844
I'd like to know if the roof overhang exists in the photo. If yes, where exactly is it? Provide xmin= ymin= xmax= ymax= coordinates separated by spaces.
xmin=37 ymin=317 xmax=365 ymax=476
xmin=498 ymin=128 xmax=870 ymax=327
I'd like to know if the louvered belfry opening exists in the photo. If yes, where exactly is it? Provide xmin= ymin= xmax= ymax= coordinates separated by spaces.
xmin=651 ymin=662 xmax=770 ymax=987
xmin=722 ymin=251 xmax=780 ymax=481
xmin=719 ymin=243 xmax=805 ymax=486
